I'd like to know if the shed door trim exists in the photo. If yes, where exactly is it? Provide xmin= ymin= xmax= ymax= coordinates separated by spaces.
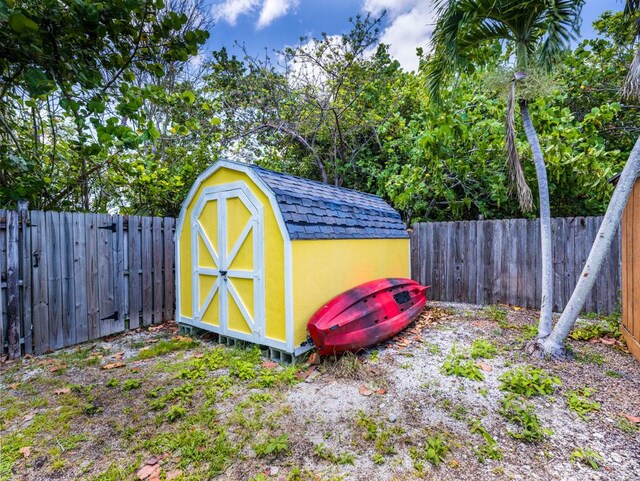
xmin=191 ymin=182 xmax=265 ymax=343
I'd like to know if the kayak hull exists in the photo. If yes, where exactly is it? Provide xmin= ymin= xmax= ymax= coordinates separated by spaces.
xmin=307 ymin=278 xmax=429 ymax=355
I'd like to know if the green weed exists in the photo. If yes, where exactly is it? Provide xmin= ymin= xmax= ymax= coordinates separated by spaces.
xmin=499 ymin=395 xmax=553 ymax=442
xmin=605 ymin=369 xmax=623 ymax=378
xmin=441 ymin=348 xmax=484 ymax=381
xmin=409 ymin=433 xmax=449 ymax=468
xmin=355 ymin=411 xmax=403 ymax=456
xmin=425 ymin=342 xmax=441 ymax=355
xmin=164 ymin=405 xmax=187 ymax=422
xmin=470 ymin=339 xmax=498 ymax=359
xmin=499 ymin=366 xmax=561 ymax=397
xmin=254 ymin=434 xmax=289 ymax=458
xmin=485 ymin=305 xmax=507 ymax=323
xmin=313 ymin=443 xmax=355 ymax=465
xmin=230 ymin=360 xmax=258 ymax=380
xmin=616 ymin=417 xmax=640 ymax=434
xmin=122 ymin=379 xmax=142 ymax=391
xmin=570 ymin=312 xmax=620 ymax=341
xmin=468 ymin=419 xmax=503 ymax=462
xmin=570 ymin=447 xmax=603 ymax=469
xmin=564 ymin=388 xmax=601 ymax=420
xmin=105 ymin=378 xmax=120 ymax=388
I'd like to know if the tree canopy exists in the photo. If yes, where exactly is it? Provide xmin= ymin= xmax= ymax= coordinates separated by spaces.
xmin=0 ymin=6 xmax=636 ymax=223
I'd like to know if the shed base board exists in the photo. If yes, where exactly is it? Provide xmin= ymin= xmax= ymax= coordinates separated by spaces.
xmin=178 ymin=322 xmax=315 ymax=364
xmin=620 ymin=324 xmax=640 ymax=362
xmin=178 ymin=317 xmax=309 ymax=356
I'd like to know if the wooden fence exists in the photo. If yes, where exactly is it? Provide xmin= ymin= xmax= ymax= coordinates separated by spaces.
xmin=0 ymin=205 xmax=175 ymax=358
xmin=1 ymin=209 xmax=623 ymax=358
xmin=410 ymin=216 xmax=622 ymax=315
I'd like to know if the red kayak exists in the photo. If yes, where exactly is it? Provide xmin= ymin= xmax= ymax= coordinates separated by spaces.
xmin=307 ymin=278 xmax=429 ymax=356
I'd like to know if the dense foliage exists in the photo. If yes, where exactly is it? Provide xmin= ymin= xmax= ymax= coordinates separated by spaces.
xmin=0 ymin=6 xmax=636 ymax=222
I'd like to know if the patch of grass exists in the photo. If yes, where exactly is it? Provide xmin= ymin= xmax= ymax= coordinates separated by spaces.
xmin=164 ymin=405 xmax=187 ymax=422
xmin=253 ymin=434 xmax=289 ymax=458
xmin=1 ymin=405 xmax=82 ymax=478
xmin=135 ymin=336 xmax=198 ymax=360
xmin=605 ymin=369 xmax=623 ymax=378
xmin=372 ymin=453 xmax=385 ymax=464
xmin=89 ymin=462 xmax=137 ymax=481
xmin=470 ymin=339 xmax=497 ymax=359
xmin=251 ymin=365 xmax=298 ymax=388
xmin=564 ymin=388 xmax=601 ymax=420
xmin=570 ymin=447 xmax=603 ymax=469
xmin=322 ymin=352 xmax=365 ymax=380
xmin=575 ymin=350 xmax=605 ymax=365
xmin=499 ymin=395 xmax=553 ymax=442
xmin=144 ymin=426 xmax=236 ymax=476
xmin=450 ymin=405 xmax=467 ymax=421
xmin=499 ymin=366 xmax=561 ymax=397
xmin=441 ymin=348 xmax=484 ymax=381
xmin=313 ymin=443 xmax=355 ymax=465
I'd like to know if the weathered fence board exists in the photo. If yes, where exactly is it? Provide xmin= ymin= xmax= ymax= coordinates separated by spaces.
xmin=7 ymin=210 xmax=20 ymax=358
xmin=128 ymin=216 xmax=142 ymax=330
xmin=411 ymin=216 xmax=622 ymax=314
xmin=0 ymin=208 xmax=176 ymax=357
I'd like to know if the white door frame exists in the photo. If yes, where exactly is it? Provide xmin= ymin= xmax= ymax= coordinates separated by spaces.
xmin=190 ymin=182 xmax=265 ymax=343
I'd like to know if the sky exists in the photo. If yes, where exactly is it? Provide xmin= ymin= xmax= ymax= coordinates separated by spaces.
xmin=203 ymin=1 xmax=622 ymax=71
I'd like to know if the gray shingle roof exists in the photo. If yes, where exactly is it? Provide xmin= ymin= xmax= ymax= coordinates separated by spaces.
xmin=249 ymin=165 xmax=408 ymax=240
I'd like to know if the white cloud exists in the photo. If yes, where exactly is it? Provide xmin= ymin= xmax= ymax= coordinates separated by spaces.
xmin=212 ymin=0 xmax=259 ymax=26
xmin=363 ymin=0 xmax=416 ymax=15
xmin=257 ymin=0 xmax=298 ymax=29
xmin=362 ymin=0 xmax=436 ymax=71
xmin=211 ymin=0 xmax=297 ymax=29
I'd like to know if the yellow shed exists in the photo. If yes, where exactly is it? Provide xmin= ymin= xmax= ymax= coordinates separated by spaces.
xmin=175 ymin=159 xmax=410 ymax=358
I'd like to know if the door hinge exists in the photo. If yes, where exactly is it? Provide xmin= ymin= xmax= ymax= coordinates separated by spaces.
xmin=101 ymin=310 xmax=119 ymax=321
xmin=99 ymin=222 xmax=117 ymax=232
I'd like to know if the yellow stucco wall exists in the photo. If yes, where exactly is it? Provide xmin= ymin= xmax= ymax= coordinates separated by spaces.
xmin=291 ymin=238 xmax=410 ymax=345
xmin=178 ymin=167 xmax=287 ymax=342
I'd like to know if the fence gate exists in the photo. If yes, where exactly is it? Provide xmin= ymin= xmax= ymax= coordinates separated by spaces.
xmin=1 ymin=207 xmax=175 ymax=358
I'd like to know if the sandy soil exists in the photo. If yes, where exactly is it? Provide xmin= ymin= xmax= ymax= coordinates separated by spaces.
xmin=1 ymin=303 xmax=639 ymax=481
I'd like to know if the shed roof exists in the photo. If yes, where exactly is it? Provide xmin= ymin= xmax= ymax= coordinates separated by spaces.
xmin=247 ymin=165 xmax=408 ymax=240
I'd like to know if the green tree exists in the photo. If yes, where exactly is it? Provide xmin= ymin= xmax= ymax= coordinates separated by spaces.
xmin=0 ymin=0 xmax=209 ymax=210
xmin=544 ymin=7 xmax=640 ymax=357
xmin=206 ymin=14 xmax=402 ymax=188
xmin=425 ymin=0 xmax=584 ymax=340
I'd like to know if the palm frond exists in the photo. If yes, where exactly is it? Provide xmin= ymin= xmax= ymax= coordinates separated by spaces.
xmin=538 ymin=0 xmax=585 ymax=70
xmin=623 ymin=47 xmax=640 ymax=101
xmin=505 ymin=77 xmax=533 ymax=212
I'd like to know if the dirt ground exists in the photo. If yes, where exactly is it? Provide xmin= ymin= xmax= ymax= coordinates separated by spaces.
xmin=1 ymin=303 xmax=639 ymax=481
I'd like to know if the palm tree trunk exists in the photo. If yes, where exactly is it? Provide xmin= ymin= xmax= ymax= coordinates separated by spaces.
xmin=519 ymin=100 xmax=553 ymax=338
xmin=542 ymin=135 xmax=640 ymax=357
